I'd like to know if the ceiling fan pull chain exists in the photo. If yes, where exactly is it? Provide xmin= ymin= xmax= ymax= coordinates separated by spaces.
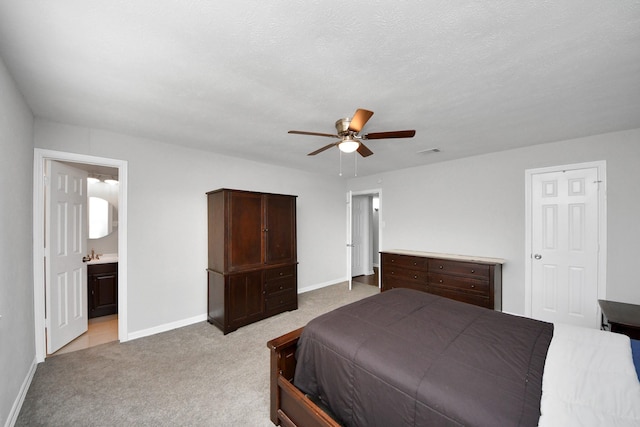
xmin=339 ymin=150 xmax=343 ymax=176
xmin=354 ymin=152 xmax=358 ymax=176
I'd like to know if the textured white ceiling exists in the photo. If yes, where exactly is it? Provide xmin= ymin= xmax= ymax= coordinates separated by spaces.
xmin=1 ymin=1 xmax=639 ymax=177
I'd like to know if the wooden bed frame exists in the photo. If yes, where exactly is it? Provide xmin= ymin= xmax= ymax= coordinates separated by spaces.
xmin=267 ymin=327 xmax=340 ymax=427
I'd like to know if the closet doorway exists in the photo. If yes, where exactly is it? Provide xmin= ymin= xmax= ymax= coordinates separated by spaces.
xmin=347 ymin=189 xmax=382 ymax=290
xmin=33 ymin=149 xmax=128 ymax=362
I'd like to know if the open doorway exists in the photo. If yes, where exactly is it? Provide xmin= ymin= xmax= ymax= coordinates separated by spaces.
xmin=53 ymin=161 xmax=119 ymax=355
xmin=33 ymin=148 xmax=128 ymax=362
xmin=348 ymin=189 xmax=382 ymax=290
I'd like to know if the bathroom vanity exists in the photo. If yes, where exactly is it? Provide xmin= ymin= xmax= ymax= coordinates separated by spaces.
xmin=87 ymin=262 xmax=118 ymax=318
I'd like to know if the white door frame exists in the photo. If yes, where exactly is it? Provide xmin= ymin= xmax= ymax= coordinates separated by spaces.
xmin=350 ymin=195 xmax=373 ymax=278
xmin=33 ymin=148 xmax=128 ymax=362
xmin=347 ymin=188 xmax=383 ymax=289
xmin=524 ymin=160 xmax=607 ymax=319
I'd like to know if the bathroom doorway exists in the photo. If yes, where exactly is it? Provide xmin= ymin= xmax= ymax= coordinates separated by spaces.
xmin=33 ymin=148 xmax=128 ymax=362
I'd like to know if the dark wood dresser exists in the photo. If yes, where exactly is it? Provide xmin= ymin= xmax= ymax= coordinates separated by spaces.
xmin=207 ymin=189 xmax=298 ymax=334
xmin=599 ymin=299 xmax=640 ymax=340
xmin=381 ymin=250 xmax=504 ymax=310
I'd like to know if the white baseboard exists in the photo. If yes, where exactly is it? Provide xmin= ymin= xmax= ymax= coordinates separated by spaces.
xmin=5 ymin=357 xmax=37 ymax=427
xmin=127 ymin=279 xmax=358 ymax=341
xmin=126 ymin=313 xmax=207 ymax=341
xmin=298 ymin=277 xmax=348 ymax=294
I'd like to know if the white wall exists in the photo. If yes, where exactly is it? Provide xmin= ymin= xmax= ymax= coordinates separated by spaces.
xmin=34 ymin=120 xmax=348 ymax=335
xmin=0 ymin=58 xmax=35 ymax=426
xmin=348 ymin=129 xmax=640 ymax=314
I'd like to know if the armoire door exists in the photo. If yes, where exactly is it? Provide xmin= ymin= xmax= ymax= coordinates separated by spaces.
xmin=264 ymin=194 xmax=296 ymax=265
xmin=227 ymin=271 xmax=264 ymax=327
xmin=228 ymin=191 xmax=263 ymax=271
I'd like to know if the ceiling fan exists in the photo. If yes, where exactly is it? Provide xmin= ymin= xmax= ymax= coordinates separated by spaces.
xmin=288 ymin=109 xmax=416 ymax=157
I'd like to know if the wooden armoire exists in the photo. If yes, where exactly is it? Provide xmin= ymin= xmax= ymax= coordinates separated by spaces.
xmin=206 ymin=189 xmax=298 ymax=334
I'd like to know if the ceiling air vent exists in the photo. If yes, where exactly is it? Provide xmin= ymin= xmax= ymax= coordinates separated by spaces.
xmin=416 ymin=148 xmax=440 ymax=154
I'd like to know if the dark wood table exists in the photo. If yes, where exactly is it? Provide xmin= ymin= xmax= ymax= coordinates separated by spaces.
xmin=599 ymin=299 xmax=640 ymax=340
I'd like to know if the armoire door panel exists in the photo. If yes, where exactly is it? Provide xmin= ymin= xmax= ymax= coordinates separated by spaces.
xmin=264 ymin=194 xmax=296 ymax=265
xmin=228 ymin=271 xmax=264 ymax=325
xmin=228 ymin=191 xmax=263 ymax=270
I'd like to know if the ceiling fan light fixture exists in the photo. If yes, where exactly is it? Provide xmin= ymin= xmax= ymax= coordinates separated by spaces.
xmin=291 ymin=108 xmax=415 ymax=158
xmin=338 ymin=138 xmax=359 ymax=153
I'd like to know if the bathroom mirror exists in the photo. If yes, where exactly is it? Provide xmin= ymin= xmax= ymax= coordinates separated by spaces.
xmin=89 ymin=196 xmax=116 ymax=239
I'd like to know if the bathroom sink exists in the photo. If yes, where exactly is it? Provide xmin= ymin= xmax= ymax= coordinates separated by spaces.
xmin=86 ymin=253 xmax=118 ymax=265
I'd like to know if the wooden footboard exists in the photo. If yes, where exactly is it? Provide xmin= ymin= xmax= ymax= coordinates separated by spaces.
xmin=267 ymin=328 xmax=340 ymax=427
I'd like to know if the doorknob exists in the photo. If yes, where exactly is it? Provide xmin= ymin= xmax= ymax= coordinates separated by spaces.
xmin=533 ymin=254 xmax=542 ymax=260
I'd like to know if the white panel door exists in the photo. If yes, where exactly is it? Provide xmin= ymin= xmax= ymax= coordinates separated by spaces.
xmin=351 ymin=196 xmax=367 ymax=277
xmin=530 ymin=167 xmax=600 ymax=328
xmin=46 ymin=160 xmax=88 ymax=354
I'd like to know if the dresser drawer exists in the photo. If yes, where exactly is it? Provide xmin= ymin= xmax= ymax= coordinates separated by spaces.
xmin=265 ymin=276 xmax=296 ymax=294
xmin=382 ymin=276 xmax=428 ymax=293
xmin=265 ymin=265 xmax=296 ymax=281
xmin=383 ymin=266 xmax=428 ymax=282
xmin=428 ymin=273 xmax=489 ymax=295
xmin=382 ymin=253 xmax=427 ymax=270
xmin=427 ymin=259 xmax=490 ymax=279
xmin=87 ymin=262 xmax=118 ymax=275
xmin=427 ymin=285 xmax=492 ymax=309
xmin=265 ymin=289 xmax=297 ymax=312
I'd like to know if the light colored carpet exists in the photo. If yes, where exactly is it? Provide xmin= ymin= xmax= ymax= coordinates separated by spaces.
xmin=16 ymin=281 xmax=378 ymax=426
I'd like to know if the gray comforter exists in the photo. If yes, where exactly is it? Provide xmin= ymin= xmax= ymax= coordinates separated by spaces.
xmin=294 ymin=288 xmax=553 ymax=426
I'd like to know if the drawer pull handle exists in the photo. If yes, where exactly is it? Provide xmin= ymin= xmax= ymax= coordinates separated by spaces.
xmin=414 ymin=275 xmax=418 ymax=279
xmin=439 ymin=265 xmax=443 ymax=269
xmin=280 ymin=272 xmax=284 ymax=276
xmin=471 ymin=285 xmax=475 ymax=288
xmin=279 ymin=286 xmax=283 ymax=290
xmin=439 ymin=279 xmax=443 ymax=283
xmin=471 ymin=269 xmax=475 ymax=273
xmin=391 ymin=271 xmax=395 ymax=275
xmin=413 ymin=262 xmax=417 ymax=265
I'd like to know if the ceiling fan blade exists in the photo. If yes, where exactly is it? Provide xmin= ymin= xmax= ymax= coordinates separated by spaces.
xmin=289 ymin=130 xmax=340 ymax=138
xmin=348 ymin=109 xmax=374 ymax=133
xmin=308 ymin=142 xmax=339 ymax=156
xmin=356 ymin=142 xmax=374 ymax=157
xmin=363 ymin=130 xmax=416 ymax=140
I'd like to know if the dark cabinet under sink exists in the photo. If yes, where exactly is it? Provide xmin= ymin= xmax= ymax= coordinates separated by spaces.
xmin=88 ymin=262 xmax=118 ymax=318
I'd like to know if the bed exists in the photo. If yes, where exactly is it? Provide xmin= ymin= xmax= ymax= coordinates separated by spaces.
xmin=267 ymin=288 xmax=640 ymax=427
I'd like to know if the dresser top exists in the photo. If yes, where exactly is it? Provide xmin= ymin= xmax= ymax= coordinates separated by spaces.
xmin=382 ymin=249 xmax=505 ymax=265
xmin=598 ymin=299 xmax=640 ymax=328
